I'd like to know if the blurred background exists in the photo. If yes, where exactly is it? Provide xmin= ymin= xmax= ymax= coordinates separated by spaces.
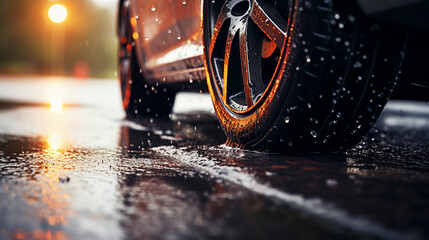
xmin=0 ymin=0 xmax=117 ymax=79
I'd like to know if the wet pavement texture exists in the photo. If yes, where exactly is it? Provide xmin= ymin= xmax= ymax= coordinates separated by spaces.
xmin=0 ymin=76 xmax=428 ymax=240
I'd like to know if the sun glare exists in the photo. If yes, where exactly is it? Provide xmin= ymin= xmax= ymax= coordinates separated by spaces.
xmin=50 ymin=96 xmax=64 ymax=114
xmin=48 ymin=4 xmax=68 ymax=23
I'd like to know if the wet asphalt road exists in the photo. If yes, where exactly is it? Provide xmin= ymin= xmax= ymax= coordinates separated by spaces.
xmin=0 ymin=76 xmax=428 ymax=240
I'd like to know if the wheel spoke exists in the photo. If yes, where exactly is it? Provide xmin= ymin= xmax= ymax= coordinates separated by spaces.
xmin=209 ymin=2 xmax=230 ymax=58
xmin=240 ymin=21 xmax=266 ymax=104
xmin=239 ymin=24 xmax=253 ymax=108
xmin=222 ymin=23 xmax=240 ymax=102
xmin=249 ymin=0 xmax=287 ymax=49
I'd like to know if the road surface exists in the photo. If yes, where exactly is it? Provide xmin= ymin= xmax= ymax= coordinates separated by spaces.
xmin=0 ymin=76 xmax=428 ymax=240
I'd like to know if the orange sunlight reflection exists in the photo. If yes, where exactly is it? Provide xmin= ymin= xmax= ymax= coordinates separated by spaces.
xmin=13 ymin=127 xmax=72 ymax=239
xmin=12 ymin=228 xmax=69 ymax=240
xmin=47 ymin=132 xmax=62 ymax=153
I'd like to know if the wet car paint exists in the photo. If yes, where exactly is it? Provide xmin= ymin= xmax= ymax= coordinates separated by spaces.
xmin=0 ymin=76 xmax=428 ymax=239
xmin=129 ymin=0 xmax=205 ymax=84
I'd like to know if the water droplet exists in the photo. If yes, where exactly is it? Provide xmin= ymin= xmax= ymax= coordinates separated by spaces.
xmin=307 ymin=103 xmax=312 ymax=109
xmin=348 ymin=14 xmax=356 ymax=22
xmin=59 ymin=176 xmax=70 ymax=183
xmin=357 ymin=75 xmax=362 ymax=81
xmin=284 ymin=116 xmax=290 ymax=124
xmin=326 ymin=179 xmax=338 ymax=187
xmin=354 ymin=61 xmax=362 ymax=68
xmin=310 ymin=130 xmax=317 ymax=138
xmin=182 ymin=0 xmax=187 ymax=5
xmin=177 ymin=35 xmax=181 ymax=40
xmin=151 ymin=5 xmax=156 ymax=11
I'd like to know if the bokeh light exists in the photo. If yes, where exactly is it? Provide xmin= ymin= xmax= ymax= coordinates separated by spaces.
xmin=48 ymin=4 xmax=68 ymax=23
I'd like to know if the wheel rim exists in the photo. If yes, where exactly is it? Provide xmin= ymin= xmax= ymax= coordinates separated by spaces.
xmin=205 ymin=0 xmax=294 ymax=114
xmin=119 ymin=0 xmax=132 ymax=110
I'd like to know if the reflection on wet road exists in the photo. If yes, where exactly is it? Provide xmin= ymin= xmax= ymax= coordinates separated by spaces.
xmin=0 ymin=76 xmax=428 ymax=239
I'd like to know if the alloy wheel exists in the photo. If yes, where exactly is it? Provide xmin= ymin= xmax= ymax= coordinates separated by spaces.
xmin=205 ymin=0 xmax=295 ymax=114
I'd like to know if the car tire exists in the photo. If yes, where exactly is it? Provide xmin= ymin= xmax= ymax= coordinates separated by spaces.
xmin=203 ymin=0 xmax=407 ymax=152
xmin=118 ymin=1 xmax=175 ymax=118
